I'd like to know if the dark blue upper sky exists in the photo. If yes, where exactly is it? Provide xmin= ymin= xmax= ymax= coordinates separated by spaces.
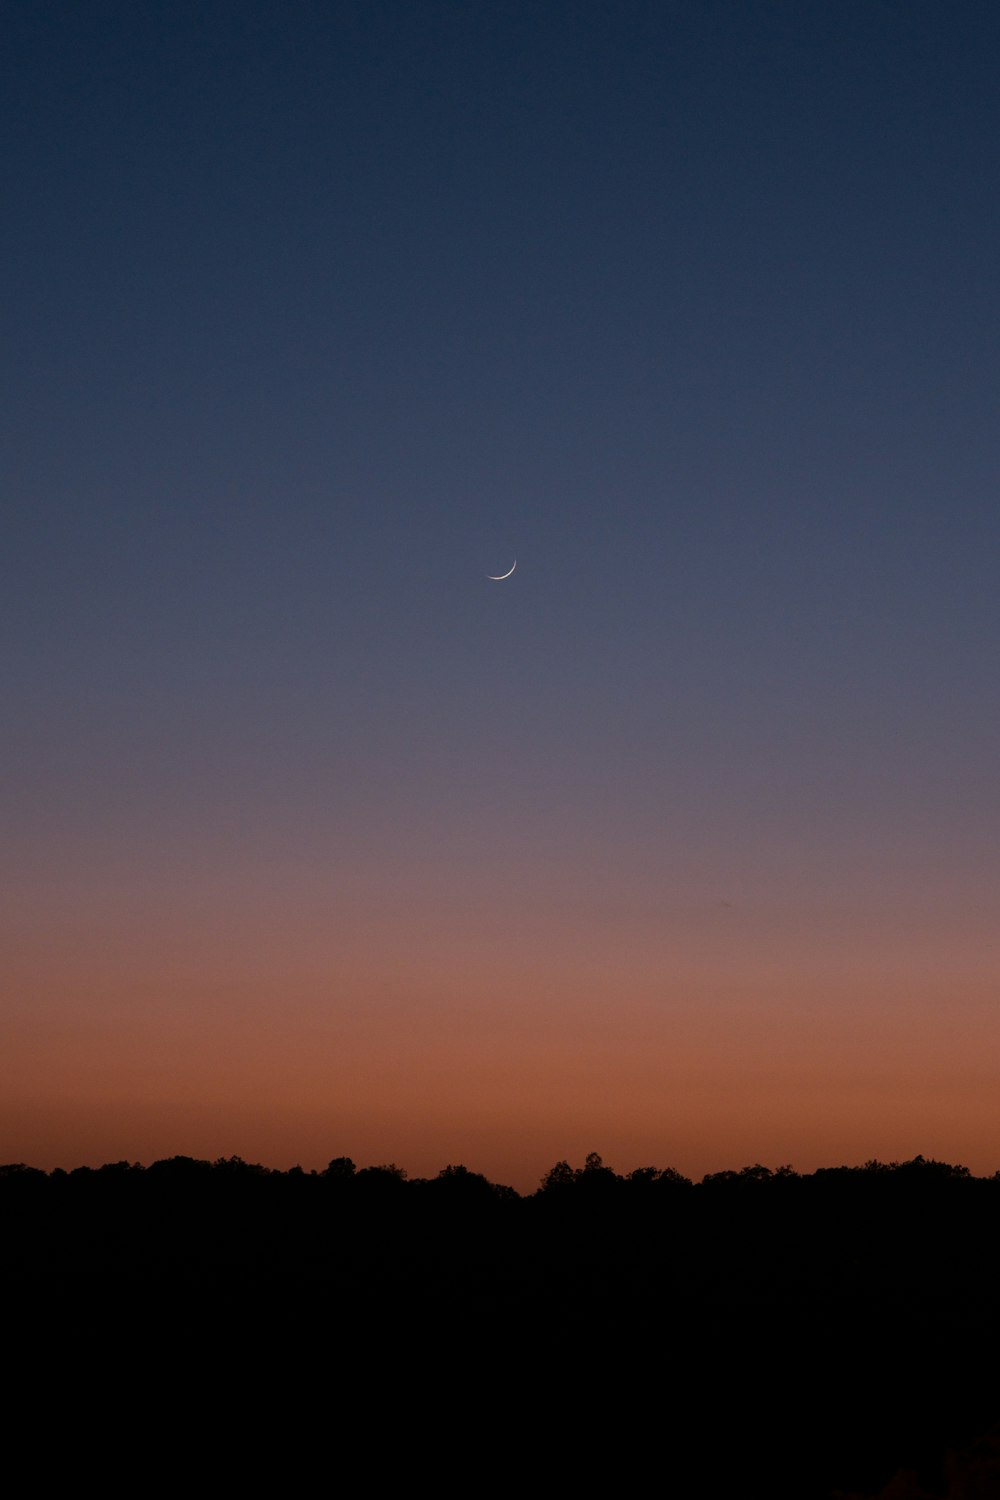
xmin=7 ymin=0 xmax=999 ymax=828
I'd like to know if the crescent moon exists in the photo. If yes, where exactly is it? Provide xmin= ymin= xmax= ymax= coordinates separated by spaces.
xmin=487 ymin=558 xmax=517 ymax=580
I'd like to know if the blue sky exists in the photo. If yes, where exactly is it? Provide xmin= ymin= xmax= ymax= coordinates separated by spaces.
xmin=3 ymin=2 xmax=999 ymax=1182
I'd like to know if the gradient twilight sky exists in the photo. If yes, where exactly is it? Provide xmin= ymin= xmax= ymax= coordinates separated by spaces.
xmin=4 ymin=1 xmax=999 ymax=1188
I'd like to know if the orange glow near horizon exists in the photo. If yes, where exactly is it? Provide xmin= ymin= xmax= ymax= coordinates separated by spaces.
xmin=5 ymin=848 xmax=998 ymax=1190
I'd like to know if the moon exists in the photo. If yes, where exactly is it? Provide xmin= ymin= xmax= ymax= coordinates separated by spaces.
xmin=487 ymin=558 xmax=517 ymax=580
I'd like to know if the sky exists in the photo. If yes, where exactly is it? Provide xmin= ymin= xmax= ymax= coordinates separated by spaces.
xmin=3 ymin=1 xmax=999 ymax=1190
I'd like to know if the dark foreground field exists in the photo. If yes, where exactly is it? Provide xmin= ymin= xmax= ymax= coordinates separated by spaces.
xmin=4 ymin=1154 xmax=998 ymax=1496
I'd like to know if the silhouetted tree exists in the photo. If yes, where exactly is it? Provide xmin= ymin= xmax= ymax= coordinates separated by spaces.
xmin=539 ymin=1160 xmax=576 ymax=1193
xmin=147 ymin=1155 xmax=213 ymax=1179
xmin=424 ymin=1164 xmax=501 ymax=1205
xmin=324 ymin=1156 xmax=357 ymax=1179
xmin=739 ymin=1163 xmax=773 ymax=1181
xmin=626 ymin=1165 xmax=692 ymax=1190
xmin=356 ymin=1163 xmax=408 ymax=1194
xmin=578 ymin=1152 xmax=619 ymax=1195
xmin=212 ymin=1155 xmax=269 ymax=1177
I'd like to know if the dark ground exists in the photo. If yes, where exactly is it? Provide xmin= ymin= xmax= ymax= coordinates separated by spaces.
xmin=4 ymin=1154 xmax=997 ymax=1495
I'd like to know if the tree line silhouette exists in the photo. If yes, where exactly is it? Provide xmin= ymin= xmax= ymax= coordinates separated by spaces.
xmin=4 ymin=1151 xmax=998 ymax=1497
